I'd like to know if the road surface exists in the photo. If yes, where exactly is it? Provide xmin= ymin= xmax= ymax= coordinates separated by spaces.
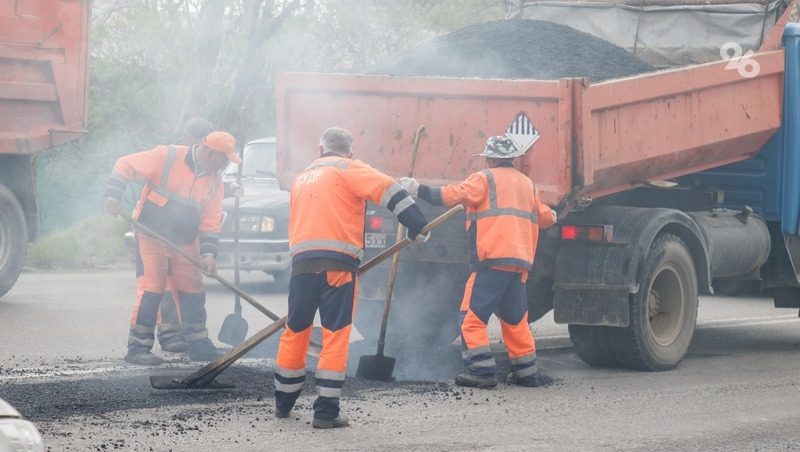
xmin=1 ymin=269 xmax=799 ymax=451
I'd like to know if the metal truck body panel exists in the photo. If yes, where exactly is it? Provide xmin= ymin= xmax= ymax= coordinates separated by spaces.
xmin=0 ymin=0 xmax=89 ymax=153
xmin=0 ymin=0 xmax=90 ymax=297
xmin=683 ymin=23 xmax=800 ymax=234
xmin=276 ymin=50 xmax=783 ymax=207
xmin=274 ymin=10 xmax=798 ymax=371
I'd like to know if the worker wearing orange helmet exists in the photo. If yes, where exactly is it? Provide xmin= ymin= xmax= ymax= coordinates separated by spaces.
xmin=157 ymin=117 xmax=216 ymax=354
xmin=105 ymin=131 xmax=240 ymax=366
xmin=401 ymin=135 xmax=556 ymax=388
xmin=274 ymin=127 xmax=430 ymax=428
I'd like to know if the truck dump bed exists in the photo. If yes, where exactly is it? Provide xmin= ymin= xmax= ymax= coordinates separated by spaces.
xmin=276 ymin=48 xmax=783 ymax=206
xmin=0 ymin=1 xmax=89 ymax=154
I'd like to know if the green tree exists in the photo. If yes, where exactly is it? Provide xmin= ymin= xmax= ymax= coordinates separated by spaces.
xmin=36 ymin=0 xmax=507 ymax=236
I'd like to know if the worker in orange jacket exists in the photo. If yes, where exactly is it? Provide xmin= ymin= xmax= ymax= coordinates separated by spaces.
xmin=274 ymin=127 xmax=430 ymax=429
xmin=105 ymin=131 xmax=239 ymax=366
xmin=157 ymin=117 xmax=215 ymax=353
xmin=401 ymin=135 xmax=557 ymax=388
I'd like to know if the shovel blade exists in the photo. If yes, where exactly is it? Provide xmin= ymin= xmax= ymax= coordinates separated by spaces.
xmin=355 ymin=354 xmax=396 ymax=381
xmin=218 ymin=313 xmax=248 ymax=346
xmin=150 ymin=375 xmax=235 ymax=390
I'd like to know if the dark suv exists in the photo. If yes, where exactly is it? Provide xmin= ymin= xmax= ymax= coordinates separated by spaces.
xmin=123 ymin=137 xmax=291 ymax=288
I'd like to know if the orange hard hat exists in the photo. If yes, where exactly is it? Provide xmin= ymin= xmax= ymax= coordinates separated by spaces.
xmin=202 ymin=131 xmax=240 ymax=164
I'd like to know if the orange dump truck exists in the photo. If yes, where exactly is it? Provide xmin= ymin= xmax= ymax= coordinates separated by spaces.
xmin=276 ymin=2 xmax=799 ymax=370
xmin=0 ymin=1 xmax=89 ymax=296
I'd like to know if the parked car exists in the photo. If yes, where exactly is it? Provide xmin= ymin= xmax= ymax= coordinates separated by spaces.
xmin=124 ymin=137 xmax=291 ymax=289
xmin=0 ymin=397 xmax=44 ymax=452
xmin=218 ymin=137 xmax=291 ymax=288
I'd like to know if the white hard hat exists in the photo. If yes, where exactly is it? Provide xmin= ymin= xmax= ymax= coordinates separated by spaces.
xmin=473 ymin=136 xmax=526 ymax=159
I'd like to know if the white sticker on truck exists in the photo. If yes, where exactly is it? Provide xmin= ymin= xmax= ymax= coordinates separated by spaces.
xmin=365 ymin=232 xmax=388 ymax=248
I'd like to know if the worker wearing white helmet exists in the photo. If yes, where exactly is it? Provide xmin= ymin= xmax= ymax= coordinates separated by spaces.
xmin=401 ymin=135 xmax=556 ymax=388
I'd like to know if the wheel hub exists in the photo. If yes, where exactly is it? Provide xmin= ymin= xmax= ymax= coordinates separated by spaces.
xmin=647 ymin=265 xmax=684 ymax=346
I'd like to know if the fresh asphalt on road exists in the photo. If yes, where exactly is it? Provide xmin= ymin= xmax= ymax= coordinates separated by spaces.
xmin=1 ymin=269 xmax=800 ymax=451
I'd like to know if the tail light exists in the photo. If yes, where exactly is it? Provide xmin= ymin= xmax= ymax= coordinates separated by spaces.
xmin=560 ymin=225 xmax=613 ymax=242
xmin=367 ymin=216 xmax=384 ymax=231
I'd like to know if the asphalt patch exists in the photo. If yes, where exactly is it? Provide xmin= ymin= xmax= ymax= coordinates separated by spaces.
xmin=0 ymin=350 xmax=560 ymax=425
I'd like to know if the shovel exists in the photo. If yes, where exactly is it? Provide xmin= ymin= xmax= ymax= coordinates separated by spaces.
xmin=118 ymin=211 xmax=323 ymax=354
xmin=356 ymin=125 xmax=425 ymax=381
xmin=218 ymin=140 xmax=248 ymax=346
xmin=149 ymin=204 xmax=464 ymax=389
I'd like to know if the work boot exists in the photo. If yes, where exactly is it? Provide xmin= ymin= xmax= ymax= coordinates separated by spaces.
xmin=160 ymin=340 xmax=187 ymax=353
xmin=124 ymin=350 xmax=163 ymax=366
xmin=312 ymin=413 xmax=350 ymax=429
xmin=185 ymin=338 xmax=223 ymax=361
xmin=455 ymin=373 xmax=497 ymax=389
xmin=506 ymin=371 xmax=540 ymax=388
xmin=275 ymin=409 xmax=291 ymax=419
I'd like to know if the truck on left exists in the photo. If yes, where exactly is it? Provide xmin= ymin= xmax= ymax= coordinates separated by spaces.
xmin=0 ymin=1 xmax=90 ymax=296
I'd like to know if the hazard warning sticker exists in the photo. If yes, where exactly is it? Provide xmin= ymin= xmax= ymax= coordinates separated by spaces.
xmin=505 ymin=112 xmax=540 ymax=154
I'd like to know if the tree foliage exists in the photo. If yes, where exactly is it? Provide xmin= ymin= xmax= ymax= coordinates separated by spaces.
xmin=37 ymin=0 xmax=506 ymax=233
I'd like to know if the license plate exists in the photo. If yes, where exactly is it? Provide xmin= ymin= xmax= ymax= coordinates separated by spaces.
xmin=365 ymin=232 xmax=388 ymax=248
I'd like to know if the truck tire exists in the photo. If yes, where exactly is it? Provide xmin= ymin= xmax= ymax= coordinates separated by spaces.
xmin=610 ymin=233 xmax=698 ymax=371
xmin=0 ymin=184 xmax=27 ymax=298
xmin=568 ymin=325 xmax=619 ymax=368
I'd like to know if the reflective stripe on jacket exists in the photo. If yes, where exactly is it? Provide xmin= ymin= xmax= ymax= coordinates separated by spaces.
xmin=106 ymin=145 xmax=223 ymax=254
xmin=431 ymin=166 xmax=556 ymax=271
xmin=289 ymin=154 xmax=425 ymax=269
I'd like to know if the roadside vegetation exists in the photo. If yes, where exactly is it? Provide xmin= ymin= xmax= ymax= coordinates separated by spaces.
xmin=32 ymin=0 xmax=505 ymax=269
xmin=26 ymin=216 xmax=130 ymax=270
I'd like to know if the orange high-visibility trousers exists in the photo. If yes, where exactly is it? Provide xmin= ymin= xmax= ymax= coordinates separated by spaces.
xmin=129 ymin=235 xmax=206 ymax=352
xmin=274 ymin=270 xmax=357 ymax=420
xmin=459 ymin=268 xmax=537 ymax=379
xmin=156 ymin=283 xmax=184 ymax=351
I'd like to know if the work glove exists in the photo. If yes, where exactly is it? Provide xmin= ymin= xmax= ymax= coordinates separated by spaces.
xmin=201 ymin=254 xmax=217 ymax=276
xmin=400 ymin=177 xmax=419 ymax=197
xmin=408 ymin=230 xmax=431 ymax=244
xmin=105 ymin=197 xmax=122 ymax=216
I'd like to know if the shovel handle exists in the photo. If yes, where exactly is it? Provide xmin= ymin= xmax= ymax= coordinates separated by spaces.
xmin=186 ymin=316 xmax=288 ymax=387
xmin=358 ymin=204 xmax=464 ymax=275
xmin=170 ymin=205 xmax=464 ymax=388
xmin=119 ymin=212 xmax=282 ymax=322
xmin=374 ymin=125 xmax=425 ymax=356
xmin=376 ymin=224 xmax=405 ymax=356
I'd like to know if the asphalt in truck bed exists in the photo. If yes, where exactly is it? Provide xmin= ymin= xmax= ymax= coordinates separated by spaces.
xmin=369 ymin=19 xmax=654 ymax=81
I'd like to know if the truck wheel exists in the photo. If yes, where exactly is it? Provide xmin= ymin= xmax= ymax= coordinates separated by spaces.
xmin=0 ymin=185 xmax=27 ymax=298
xmin=568 ymin=325 xmax=619 ymax=368
xmin=611 ymin=233 xmax=698 ymax=371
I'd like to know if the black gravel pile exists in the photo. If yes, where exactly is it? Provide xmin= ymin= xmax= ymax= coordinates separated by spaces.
xmin=370 ymin=19 xmax=654 ymax=81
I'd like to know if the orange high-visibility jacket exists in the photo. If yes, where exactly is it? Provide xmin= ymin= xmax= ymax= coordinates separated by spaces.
xmin=105 ymin=145 xmax=223 ymax=255
xmin=289 ymin=154 xmax=426 ymax=269
xmin=421 ymin=165 xmax=556 ymax=271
